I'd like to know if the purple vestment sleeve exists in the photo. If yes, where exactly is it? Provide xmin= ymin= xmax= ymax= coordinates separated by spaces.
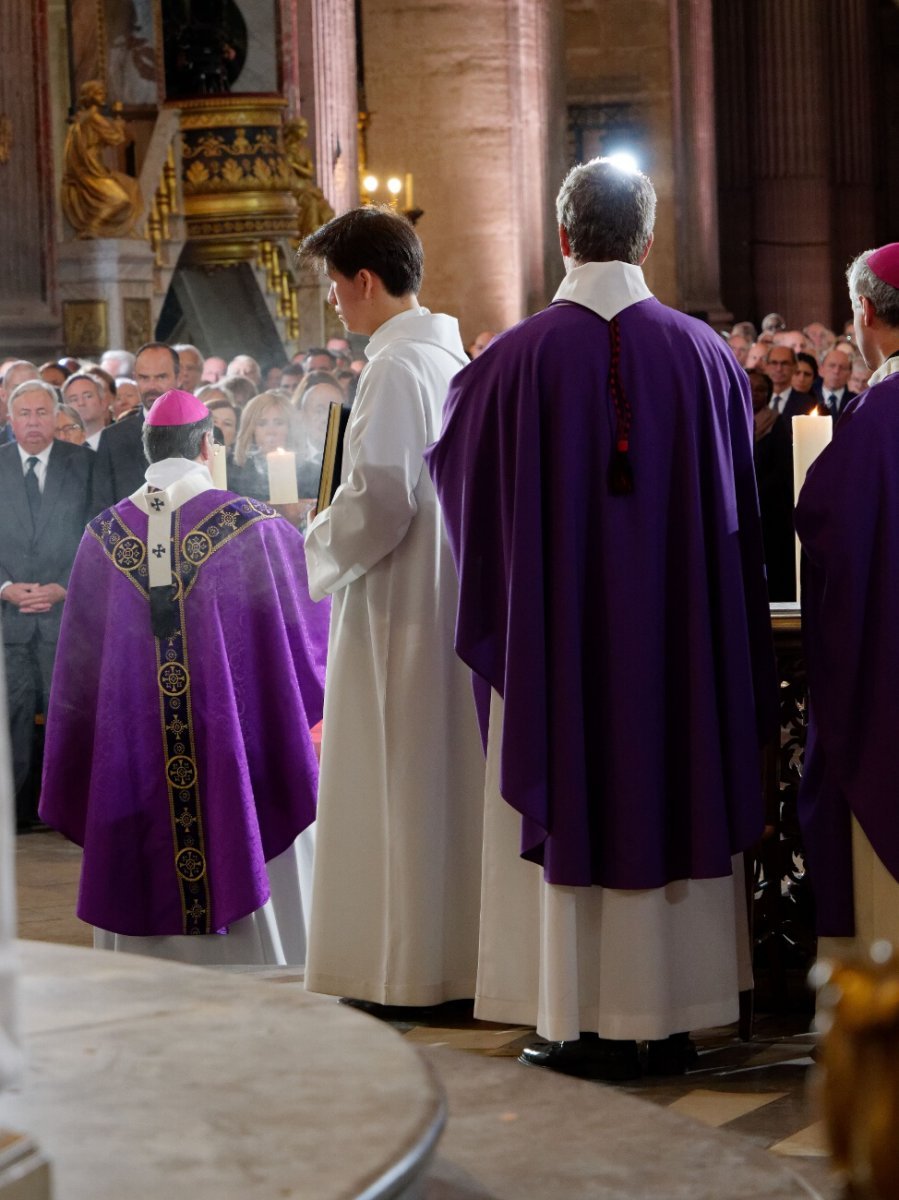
xmin=795 ymin=376 xmax=899 ymax=935
xmin=39 ymin=491 xmax=329 ymax=936
xmin=426 ymin=298 xmax=777 ymax=889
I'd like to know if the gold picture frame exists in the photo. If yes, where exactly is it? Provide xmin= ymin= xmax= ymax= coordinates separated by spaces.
xmin=123 ymin=297 xmax=152 ymax=350
xmin=63 ymin=299 xmax=108 ymax=358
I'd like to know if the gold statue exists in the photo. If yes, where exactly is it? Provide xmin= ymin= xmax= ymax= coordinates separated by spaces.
xmin=814 ymin=946 xmax=899 ymax=1199
xmin=283 ymin=117 xmax=334 ymax=238
xmin=61 ymin=80 xmax=143 ymax=239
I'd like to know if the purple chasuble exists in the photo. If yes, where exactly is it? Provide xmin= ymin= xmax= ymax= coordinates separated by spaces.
xmin=425 ymin=297 xmax=778 ymax=889
xmin=40 ymin=489 xmax=330 ymax=936
xmin=795 ymin=374 xmax=899 ymax=936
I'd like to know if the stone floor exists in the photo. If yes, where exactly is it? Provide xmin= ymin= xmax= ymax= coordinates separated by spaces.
xmin=15 ymin=830 xmax=843 ymax=1198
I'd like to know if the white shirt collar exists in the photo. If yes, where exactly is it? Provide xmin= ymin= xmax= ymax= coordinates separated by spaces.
xmin=552 ymin=261 xmax=653 ymax=321
xmin=16 ymin=442 xmax=53 ymax=470
xmin=86 ymin=430 xmax=103 ymax=450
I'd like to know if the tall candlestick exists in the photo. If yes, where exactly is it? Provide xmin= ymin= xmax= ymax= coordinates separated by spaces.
xmin=793 ymin=411 xmax=833 ymax=602
xmin=210 ymin=443 xmax=228 ymax=490
xmin=266 ymin=447 xmax=298 ymax=504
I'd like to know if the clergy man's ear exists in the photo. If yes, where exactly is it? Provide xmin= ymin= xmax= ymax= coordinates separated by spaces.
xmin=559 ymin=225 xmax=572 ymax=258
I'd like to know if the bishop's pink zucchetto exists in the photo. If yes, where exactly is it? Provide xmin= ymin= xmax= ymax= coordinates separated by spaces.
xmin=145 ymin=389 xmax=210 ymax=426
xmin=867 ymin=243 xmax=899 ymax=291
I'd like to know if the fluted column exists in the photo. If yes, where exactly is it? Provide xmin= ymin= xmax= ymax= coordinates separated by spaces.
xmin=752 ymin=0 xmax=831 ymax=328
xmin=360 ymin=0 xmax=562 ymax=339
xmin=295 ymin=0 xmax=358 ymax=215
xmin=669 ymin=0 xmax=729 ymax=322
xmin=827 ymin=0 xmax=876 ymax=325
xmin=712 ymin=0 xmax=753 ymax=321
xmin=0 ymin=0 xmax=61 ymax=358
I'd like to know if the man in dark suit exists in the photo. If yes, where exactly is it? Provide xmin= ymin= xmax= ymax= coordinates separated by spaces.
xmin=0 ymin=380 xmax=92 ymax=829
xmin=816 ymin=348 xmax=854 ymax=418
xmin=91 ymin=342 xmax=180 ymax=514
xmin=0 ymin=360 xmax=40 ymax=446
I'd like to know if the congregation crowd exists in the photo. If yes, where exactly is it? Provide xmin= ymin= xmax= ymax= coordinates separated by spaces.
xmin=0 ymin=329 xmax=499 ymax=832
xmin=0 ymin=305 xmax=863 ymax=831
xmin=726 ymin=313 xmax=873 ymax=603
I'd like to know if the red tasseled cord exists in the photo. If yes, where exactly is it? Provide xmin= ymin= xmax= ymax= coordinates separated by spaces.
xmin=607 ymin=316 xmax=634 ymax=495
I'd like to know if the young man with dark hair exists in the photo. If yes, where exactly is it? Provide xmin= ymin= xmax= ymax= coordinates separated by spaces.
xmin=298 ymin=207 xmax=485 ymax=1012
xmin=40 ymin=388 xmax=329 ymax=964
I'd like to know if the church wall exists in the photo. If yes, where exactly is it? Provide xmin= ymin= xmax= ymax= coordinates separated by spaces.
xmin=0 ymin=0 xmax=62 ymax=358
xmin=359 ymin=0 xmax=564 ymax=344
xmin=563 ymin=0 xmax=679 ymax=308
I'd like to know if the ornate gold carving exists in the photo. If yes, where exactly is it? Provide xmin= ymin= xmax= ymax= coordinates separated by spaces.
xmin=0 ymin=115 xmax=11 ymax=165
xmin=61 ymin=80 xmax=142 ymax=238
xmin=63 ymin=299 xmax=109 ymax=359
xmin=178 ymin=98 xmax=298 ymax=265
xmin=123 ymin=298 xmax=152 ymax=349
xmin=283 ymin=117 xmax=334 ymax=238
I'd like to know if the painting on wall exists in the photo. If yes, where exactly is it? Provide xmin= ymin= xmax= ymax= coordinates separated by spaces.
xmin=105 ymin=0 xmax=160 ymax=107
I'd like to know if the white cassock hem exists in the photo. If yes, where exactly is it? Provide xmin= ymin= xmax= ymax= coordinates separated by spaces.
xmin=92 ymin=826 xmax=315 ymax=967
xmin=475 ymin=692 xmax=752 ymax=1042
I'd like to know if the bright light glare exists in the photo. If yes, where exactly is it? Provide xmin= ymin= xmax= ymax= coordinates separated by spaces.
xmin=386 ymin=176 xmax=403 ymax=196
xmin=605 ymin=151 xmax=639 ymax=174
xmin=363 ymin=174 xmax=379 ymax=192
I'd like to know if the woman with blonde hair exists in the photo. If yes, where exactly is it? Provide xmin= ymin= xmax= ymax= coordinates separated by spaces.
xmin=229 ymin=390 xmax=302 ymax=504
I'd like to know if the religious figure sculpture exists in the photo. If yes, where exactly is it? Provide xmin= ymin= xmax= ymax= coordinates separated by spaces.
xmin=283 ymin=118 xmax=334 ymax=239
xmin=61 ymin=80 xmax=143 ymax=239
xmin=815 ymin=949 xmax=899 ymax=1200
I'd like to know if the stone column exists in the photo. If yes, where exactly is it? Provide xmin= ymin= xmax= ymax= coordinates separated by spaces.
xmin=296 ymin=0 xmax=358 ymax=215
xmin=669 ymin=0 xmax=729 ymax=323
xmin=712 ymin=0 xmax=753 ymax=323
xmin=752 ymin=0 xmax=831 ymax=328
xmin=360 ymin=0 xmax=563 ymax=340
xmin=827 ymin=0 xmax=876 ymax=328
xmin=0 ymin=0 xmax=62 ymax=358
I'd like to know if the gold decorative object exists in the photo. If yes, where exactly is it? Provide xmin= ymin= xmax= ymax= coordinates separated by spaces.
xmin=179 ymin=97 xmax=298 ymax=265
xmin=257 ymin=239 xmax=299 ymax=342
xmin=63 ymin=299 xmax=109 ymax=358
xmin=0 ymin=115 xmax=11 ymax=164
xmin=814 ymin=946 xmax=899 ymax=1199
xmin=61 ymin=80 xmax=143 ymax=239
xmin=283 ymin=117 xmax=334 ymax=238
xmin=123 ymin=297 xmax=152 ymax=350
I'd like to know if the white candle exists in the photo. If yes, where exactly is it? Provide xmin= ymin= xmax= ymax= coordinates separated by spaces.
xmin=266 ymin=447 xmax=298 ymax=504
xmin=210 ymin=443 xmax=228 ymax=489
xmin=792 ymin=410 xmax=832 ymax=601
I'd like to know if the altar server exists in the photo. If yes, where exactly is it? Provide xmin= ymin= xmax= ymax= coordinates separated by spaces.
xmin=300 ymin=208 xmax=485 ymax=1009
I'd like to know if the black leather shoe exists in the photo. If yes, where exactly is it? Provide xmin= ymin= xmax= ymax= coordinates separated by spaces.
xmin=339 ymin=997 xmax=474 ymax=1024
xmin=644 ymin=1032 xmax=698 ymax=1076
xmin=519 ymin=1036 xmax=642 ymax=1081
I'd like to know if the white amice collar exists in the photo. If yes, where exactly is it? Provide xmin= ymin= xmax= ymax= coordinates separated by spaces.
xmin=552 ymin=260 xmax=653 ymax=322
xmin=867 ymin=355 xmax=899 ymax=388
xmin=129 ymin=458 xmax=214 ymax=515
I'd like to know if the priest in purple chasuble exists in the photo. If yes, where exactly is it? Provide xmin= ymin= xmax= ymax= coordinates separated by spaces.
xmin=425 ymin=158 xmax=778 ymax=1080
xmin=795 ymin=243 xmax=899 ymax=957
xmin=39 ymin=390 xmax=329 ymax=965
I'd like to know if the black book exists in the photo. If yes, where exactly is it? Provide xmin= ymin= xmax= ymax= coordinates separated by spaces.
xmin=316 ymin=401 xmax=352 ymax=513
